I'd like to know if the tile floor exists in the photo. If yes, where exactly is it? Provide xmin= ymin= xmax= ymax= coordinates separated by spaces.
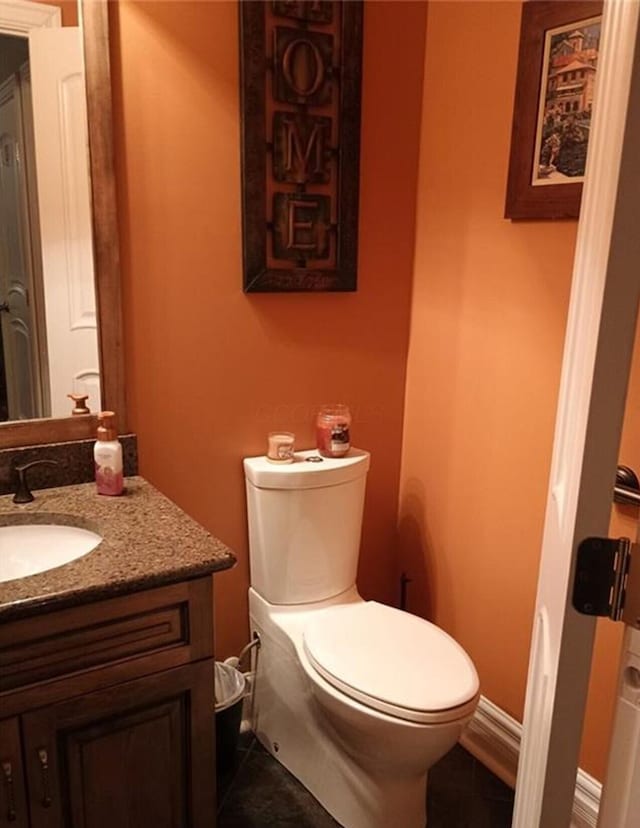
xmin=217 ymin=734 xmax=515 ymax=827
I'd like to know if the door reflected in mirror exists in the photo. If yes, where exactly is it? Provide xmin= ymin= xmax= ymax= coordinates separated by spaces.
xmin=0 ymin=0 xmax=99 ymax=424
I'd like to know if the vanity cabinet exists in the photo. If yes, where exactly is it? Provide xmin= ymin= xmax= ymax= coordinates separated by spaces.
xmin=0 ymin=577 xmax=217 ymax=828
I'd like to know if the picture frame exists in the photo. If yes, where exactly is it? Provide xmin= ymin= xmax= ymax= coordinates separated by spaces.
xmin=505 ymin=1 xmax=603 ymax=220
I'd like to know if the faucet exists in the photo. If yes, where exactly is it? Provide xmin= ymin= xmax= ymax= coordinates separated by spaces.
xmin=13 ymin=460 xmax=59 ymax=504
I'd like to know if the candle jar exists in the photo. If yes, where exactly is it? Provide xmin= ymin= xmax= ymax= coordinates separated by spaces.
xmin=267 ymin=431 xmax=295 ymax=463
xmin=315 ymin=404 xmax=351 ymax=458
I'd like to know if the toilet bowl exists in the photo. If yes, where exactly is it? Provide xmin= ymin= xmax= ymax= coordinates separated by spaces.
xmin=244 ymin=449 xmax=480 ymax=828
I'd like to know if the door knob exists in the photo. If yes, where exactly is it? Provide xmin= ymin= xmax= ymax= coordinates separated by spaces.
xmin=614 ymin=465 xmax=640 ymax=506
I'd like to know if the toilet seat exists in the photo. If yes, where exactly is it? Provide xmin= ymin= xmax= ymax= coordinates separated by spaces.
xmin=303 ymin=601 xmax=480 ymax=725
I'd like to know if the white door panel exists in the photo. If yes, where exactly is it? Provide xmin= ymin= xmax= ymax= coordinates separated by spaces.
xmin=597 ymin=614 xmax=640 ymax=826
xmin=28 ymin=26 xmax=99 ymax=416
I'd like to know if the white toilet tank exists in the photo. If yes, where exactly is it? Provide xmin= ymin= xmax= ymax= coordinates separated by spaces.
xmin=244 ymin=449 xmax=370 ymax=604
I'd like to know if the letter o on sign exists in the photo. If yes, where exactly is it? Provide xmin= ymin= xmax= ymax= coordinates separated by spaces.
xmin=282 ymin=38 xmax=324 ymax=98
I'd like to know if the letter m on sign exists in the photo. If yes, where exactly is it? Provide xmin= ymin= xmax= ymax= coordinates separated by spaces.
xmin=273 ymin=113 xmax=332 ymax=184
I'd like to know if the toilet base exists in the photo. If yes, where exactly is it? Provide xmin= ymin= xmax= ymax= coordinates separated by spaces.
xmin=249 ymin=588 xmax=470 ymax=828
xmin=257 ymin=729 xmax=428 ymax=828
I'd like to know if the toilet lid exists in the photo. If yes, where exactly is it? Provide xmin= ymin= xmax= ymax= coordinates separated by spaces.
xmin=303 ymin=602 xmax=480 ymax=725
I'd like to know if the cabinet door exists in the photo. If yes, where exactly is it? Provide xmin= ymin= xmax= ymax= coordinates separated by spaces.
xmin=22 ymin=660 xmax=215 ymax=828
xmin=0 ymin=719 xmax=29 ymax=828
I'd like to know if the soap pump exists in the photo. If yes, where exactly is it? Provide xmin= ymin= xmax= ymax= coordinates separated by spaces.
xmin=94 ymin=411 xmax=123 ymax=496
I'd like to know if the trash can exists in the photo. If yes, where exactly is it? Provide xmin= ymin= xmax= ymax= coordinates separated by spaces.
xmin=214 ymin=661 xmax=246 ymax=774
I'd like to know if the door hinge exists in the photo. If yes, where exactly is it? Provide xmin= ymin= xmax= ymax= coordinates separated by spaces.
xmin=573 ymin=537 xmax=640 ymax=630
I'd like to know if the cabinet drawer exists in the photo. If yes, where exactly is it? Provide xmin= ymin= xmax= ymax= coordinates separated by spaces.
xmin=0 ymin=578 xmax=213 ymax=706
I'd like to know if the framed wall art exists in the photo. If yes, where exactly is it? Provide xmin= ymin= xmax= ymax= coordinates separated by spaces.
xmin=239 ymin=0 xmax=363 ymax=292
xmin=505 ymin=1 xmax=603 ymax=220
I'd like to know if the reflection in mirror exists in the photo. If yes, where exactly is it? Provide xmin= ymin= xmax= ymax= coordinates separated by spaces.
xmin=0 ymin=0 xmax=99 ymax=424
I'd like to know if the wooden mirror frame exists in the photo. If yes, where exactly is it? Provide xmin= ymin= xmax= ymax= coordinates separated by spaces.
xmin=0 ymin=0 xmax=125 ymax=448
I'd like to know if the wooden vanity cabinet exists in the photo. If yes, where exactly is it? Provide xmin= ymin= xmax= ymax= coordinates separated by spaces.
xmin=0 ymin=577 xmax=217 ymax=828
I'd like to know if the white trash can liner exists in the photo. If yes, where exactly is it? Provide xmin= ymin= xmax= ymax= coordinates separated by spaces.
xmin=214 ymin=661 xmax=246 ymax=713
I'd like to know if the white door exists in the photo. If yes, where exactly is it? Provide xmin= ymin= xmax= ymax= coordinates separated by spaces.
xmin=28 ymin=26 xmax=99 ymax=417
xmin=513 ymin=1 xmax=640 ymax=826
xmin=597 ymin=625 xmax=640 ymax=826
xmin=0 ymin=72 xmax=42 ymax=419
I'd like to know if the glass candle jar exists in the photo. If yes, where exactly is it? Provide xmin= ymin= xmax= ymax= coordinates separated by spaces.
xmin=266 ymin=431 xmax=295 ymax=463
xmin=315 ymin=404 xmax=351 ymax=458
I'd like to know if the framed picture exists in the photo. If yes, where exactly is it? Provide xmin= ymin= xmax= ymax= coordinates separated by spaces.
xmin=505 ymin=1 xmax=603 ymax=220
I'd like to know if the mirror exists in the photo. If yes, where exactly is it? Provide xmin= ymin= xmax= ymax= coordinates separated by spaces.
xmin=0 ymin=1 xmax=99 ymax=423
xmin=0 ymin=0 xmax=125 ymax=448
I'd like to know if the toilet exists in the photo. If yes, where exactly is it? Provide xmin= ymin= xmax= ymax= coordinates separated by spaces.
xmin=244 ymin=448 xmax=480 ymax=828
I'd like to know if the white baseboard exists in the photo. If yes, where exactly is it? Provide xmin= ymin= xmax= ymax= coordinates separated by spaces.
xmin=460 ymin=696 xmax=602 ymax=828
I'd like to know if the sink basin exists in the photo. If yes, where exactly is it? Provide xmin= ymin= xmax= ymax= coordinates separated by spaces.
xmin=0 ymin=524 xmax=102 ymax=583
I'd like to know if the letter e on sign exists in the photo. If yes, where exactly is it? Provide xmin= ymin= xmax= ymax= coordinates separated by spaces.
xmin=272 ymin=193 xmax=331 ymax=261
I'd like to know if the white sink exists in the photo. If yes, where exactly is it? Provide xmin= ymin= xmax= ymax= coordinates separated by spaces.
xmin=0 ymin=524 xmax=102 ymax=583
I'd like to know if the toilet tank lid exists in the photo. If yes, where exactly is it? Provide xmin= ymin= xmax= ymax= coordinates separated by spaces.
xmin=244 ymin=448 xmax=370 ymax=489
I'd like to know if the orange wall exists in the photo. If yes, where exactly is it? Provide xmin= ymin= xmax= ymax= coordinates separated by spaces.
xmin=110 ymin=1 xmax=428 ymax=659
xmin=58 ymin=0 xmax=77 ymax=27
xmin=399 ymin=0 xmax=637 ymax=781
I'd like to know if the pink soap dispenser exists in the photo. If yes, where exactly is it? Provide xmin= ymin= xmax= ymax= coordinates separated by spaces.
xmin=94 ymin=411 xmax=124 ymax=496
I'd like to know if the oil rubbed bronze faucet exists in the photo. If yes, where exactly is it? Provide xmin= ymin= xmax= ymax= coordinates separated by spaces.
xmin=13 ymin=460 xmax=59 ymax=504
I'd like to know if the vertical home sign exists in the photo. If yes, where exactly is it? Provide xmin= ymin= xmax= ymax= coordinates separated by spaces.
xmin=240 ymin=0 xmax=363 ymax=292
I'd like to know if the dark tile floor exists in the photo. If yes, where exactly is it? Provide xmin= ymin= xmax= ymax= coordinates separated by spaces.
xmin=217 ymin=734 xmax=514 ymax=827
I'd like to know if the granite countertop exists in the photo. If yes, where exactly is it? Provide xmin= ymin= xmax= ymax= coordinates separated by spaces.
xmin=0 ymin=476 xmax=236 ymax=622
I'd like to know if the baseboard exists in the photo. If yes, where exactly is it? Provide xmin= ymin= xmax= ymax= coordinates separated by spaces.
xmin=460 ymin=696 xmax=602 ymax=828
xmin=459 ymin=696 xmax=520 ymax=788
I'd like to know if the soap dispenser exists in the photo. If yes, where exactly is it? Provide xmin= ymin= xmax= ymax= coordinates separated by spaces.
xmin=94 ymin=411 xmax=123 ymax=496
